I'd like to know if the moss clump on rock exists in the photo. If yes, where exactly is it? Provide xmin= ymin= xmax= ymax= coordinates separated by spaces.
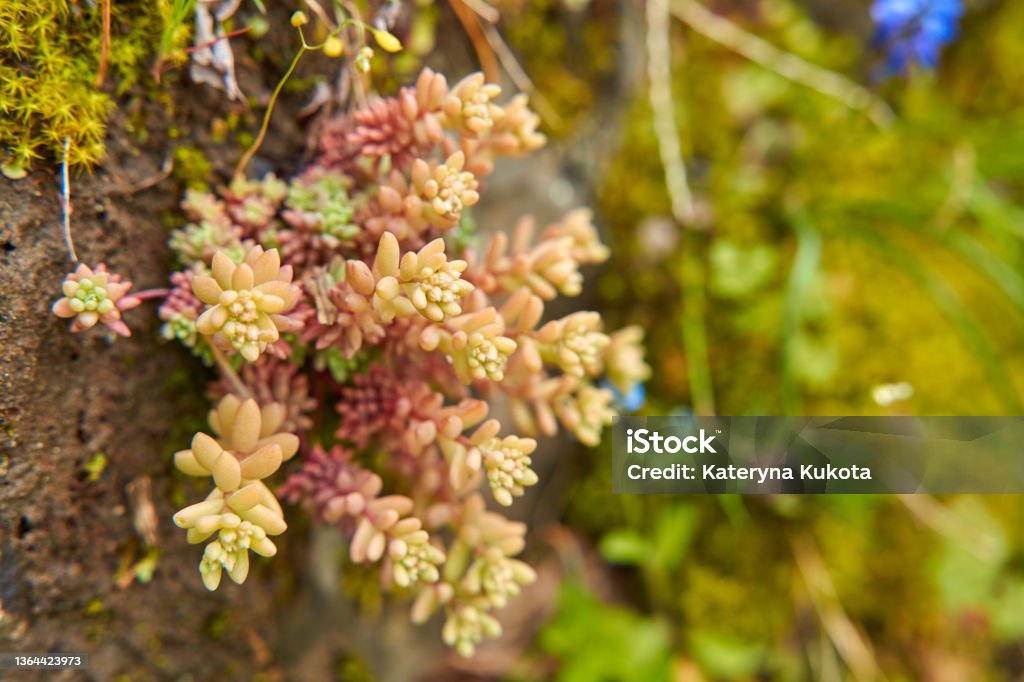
xmin=0 ymin=0 xmax=165 ymax=172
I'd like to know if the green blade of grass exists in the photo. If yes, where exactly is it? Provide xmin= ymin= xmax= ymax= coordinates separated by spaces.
xmin=944 ymin=230 xmax=1024 ymax=311
xmin=780 ymin=210 xmax=823 ymax=414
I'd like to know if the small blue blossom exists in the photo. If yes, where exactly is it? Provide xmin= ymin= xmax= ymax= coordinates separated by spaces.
xmin=604 ymin=380 xmax=646 ymax=413
xmin=871 ymin=0 xmax=963 ymax=76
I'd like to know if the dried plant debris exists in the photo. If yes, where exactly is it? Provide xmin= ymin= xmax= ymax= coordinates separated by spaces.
xmin=190 ymin=0 xmax=244 ymax=100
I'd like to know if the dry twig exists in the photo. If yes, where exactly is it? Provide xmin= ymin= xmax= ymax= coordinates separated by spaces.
xmin=95 ymin=0 xmax=112 ymax=88
xmin=790 ymin=533 xmax=883 ymax=682
xmin=449 ymin=0 xmax=501 ymax=83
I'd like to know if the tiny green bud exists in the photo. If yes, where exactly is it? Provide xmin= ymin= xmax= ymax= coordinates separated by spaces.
xmin=1 ymin=159 xmax=27 ymax=181
xmin=248 ymin=15 xmax=270 ymax=39
xmin=290 ymin=11 xmax=308 ymax=27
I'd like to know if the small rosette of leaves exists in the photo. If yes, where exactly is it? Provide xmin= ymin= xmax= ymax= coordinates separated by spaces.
xmin=192 ymin=246 xmax=301 ymax=361
xmin=173 ymin=395 xmax=299 ymax=590
xmin=52 ymin=263 xmax=141 ymax=337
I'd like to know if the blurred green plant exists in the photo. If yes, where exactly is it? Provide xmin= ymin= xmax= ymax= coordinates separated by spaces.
xmin=153 ymin=0 xmax=196 ymax=82
xmin=539 ymin=582 xmax=673 ymax=682
xmin=503 ymin=0 xmax=1024 ymax=678
xmin=595 ymin=0 xmax=1024 ymax=417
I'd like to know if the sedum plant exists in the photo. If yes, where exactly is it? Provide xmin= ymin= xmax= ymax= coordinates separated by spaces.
xmin=172 ymin=395 xmax=300 ymax=590
xmin=52 ymin=263 xmax=142 ymax=337
xmin=191 ymin=246 xmax=301 ymax=362
xmin=54 ymin=67 xmax=648 ymax=656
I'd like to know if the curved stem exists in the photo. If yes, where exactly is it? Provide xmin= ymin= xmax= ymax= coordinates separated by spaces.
xmin=647 ymin=0 xmax=695 ymax=225
xmin=647 ymin=0 xmax=715 ymax=414
xmin=234 ymin=46 xmax=308 ymax=179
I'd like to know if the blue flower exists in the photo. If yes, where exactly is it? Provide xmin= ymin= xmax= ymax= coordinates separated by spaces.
xmin=604 ymin=380 xmax=646 ymax=413
xmin=871 ymin=0 xmax=963 ymax=76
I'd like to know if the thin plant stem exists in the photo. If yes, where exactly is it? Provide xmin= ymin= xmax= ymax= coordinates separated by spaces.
xmin=449 ymin=0 xmax=501 ymax=83
xmin=462 ymin=0 xmax=500 ymax=23
xmin=339 ymin=1 xmax=369 ymax=109
xmin=183 ymin=26 xmax=252 ymax=55
xmin=131 ymin=288 xmax=171 ymax=302
xmin=647 ymin=0 xmax=695 ymax=225
xmin=789 ymin=533 xmax=883 ymax=681
xmin=647 ymin=0 xmax=715 ymax=415
xmin=477 ymin=19 xmax=561 ymax=128
xmin=61 ymin=138 xmax=78 ymax=263
xmin=95 ymin=0 xmax=111 ymax=88
xmin=898 ymin=494 xmax=1003 ymax=562
xmin=679 ymin=230 xmax=716 ymax=415
xmin=235 ymin=46 xmax=308 ymax=179
xmin=210 ymin=343 xmax=252 ymax=400
xmin=302 ymin=0 xmax=337 ymax=30
xmin=780 ymin=213 xmax=822 ymax=413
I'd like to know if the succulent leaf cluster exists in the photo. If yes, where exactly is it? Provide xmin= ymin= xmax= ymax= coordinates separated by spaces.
xmin=191 ymin=247 xmax=302 ymax=362
xmin=172 ymin=395 xmax=299 ymax=590
xmin=52 ymin=263 xmax=141 ymax=337
xmin=159 ymin=69 xmax=648 ymax=655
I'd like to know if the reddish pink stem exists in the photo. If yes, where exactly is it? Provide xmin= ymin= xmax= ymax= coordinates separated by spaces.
xmin=132 ymin=288 xmax=171 ymax=302
xmin=183 ymin=26 xmax=252 ymax=55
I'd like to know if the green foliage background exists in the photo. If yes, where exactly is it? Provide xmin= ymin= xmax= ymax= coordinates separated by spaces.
xmin=504 ymin=0 xmax=1024 ymax=679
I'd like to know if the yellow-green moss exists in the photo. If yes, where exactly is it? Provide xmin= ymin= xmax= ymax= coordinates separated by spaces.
xmin=0 ymin=0 xmax=167 ymax=171
xmin=172 ymin=145 xmax=212 ymax=190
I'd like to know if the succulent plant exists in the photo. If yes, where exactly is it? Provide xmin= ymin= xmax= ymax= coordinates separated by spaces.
xmin=149 ymin=67 xmax=641 ymax=655
xmin=52 ymin=263 xmax=142 ymax=337
xmin=191 ymin=246 xmax=301 ymax=362
xmin=172 ymin=395 xmax=299 ymax=590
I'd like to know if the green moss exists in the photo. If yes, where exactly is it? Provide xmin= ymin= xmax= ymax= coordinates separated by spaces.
xmin=0 ymin=0 xmax=165 ymax=170
xmin=542 ymin=1 xmax=1024 ymax=678
xmin=84 ymin=598 xmax=107 ymax=617
xmin=172 ymin=145 xmax=212 ymax=190
xmin=205 ymin=608 xmax=230 ymax=639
